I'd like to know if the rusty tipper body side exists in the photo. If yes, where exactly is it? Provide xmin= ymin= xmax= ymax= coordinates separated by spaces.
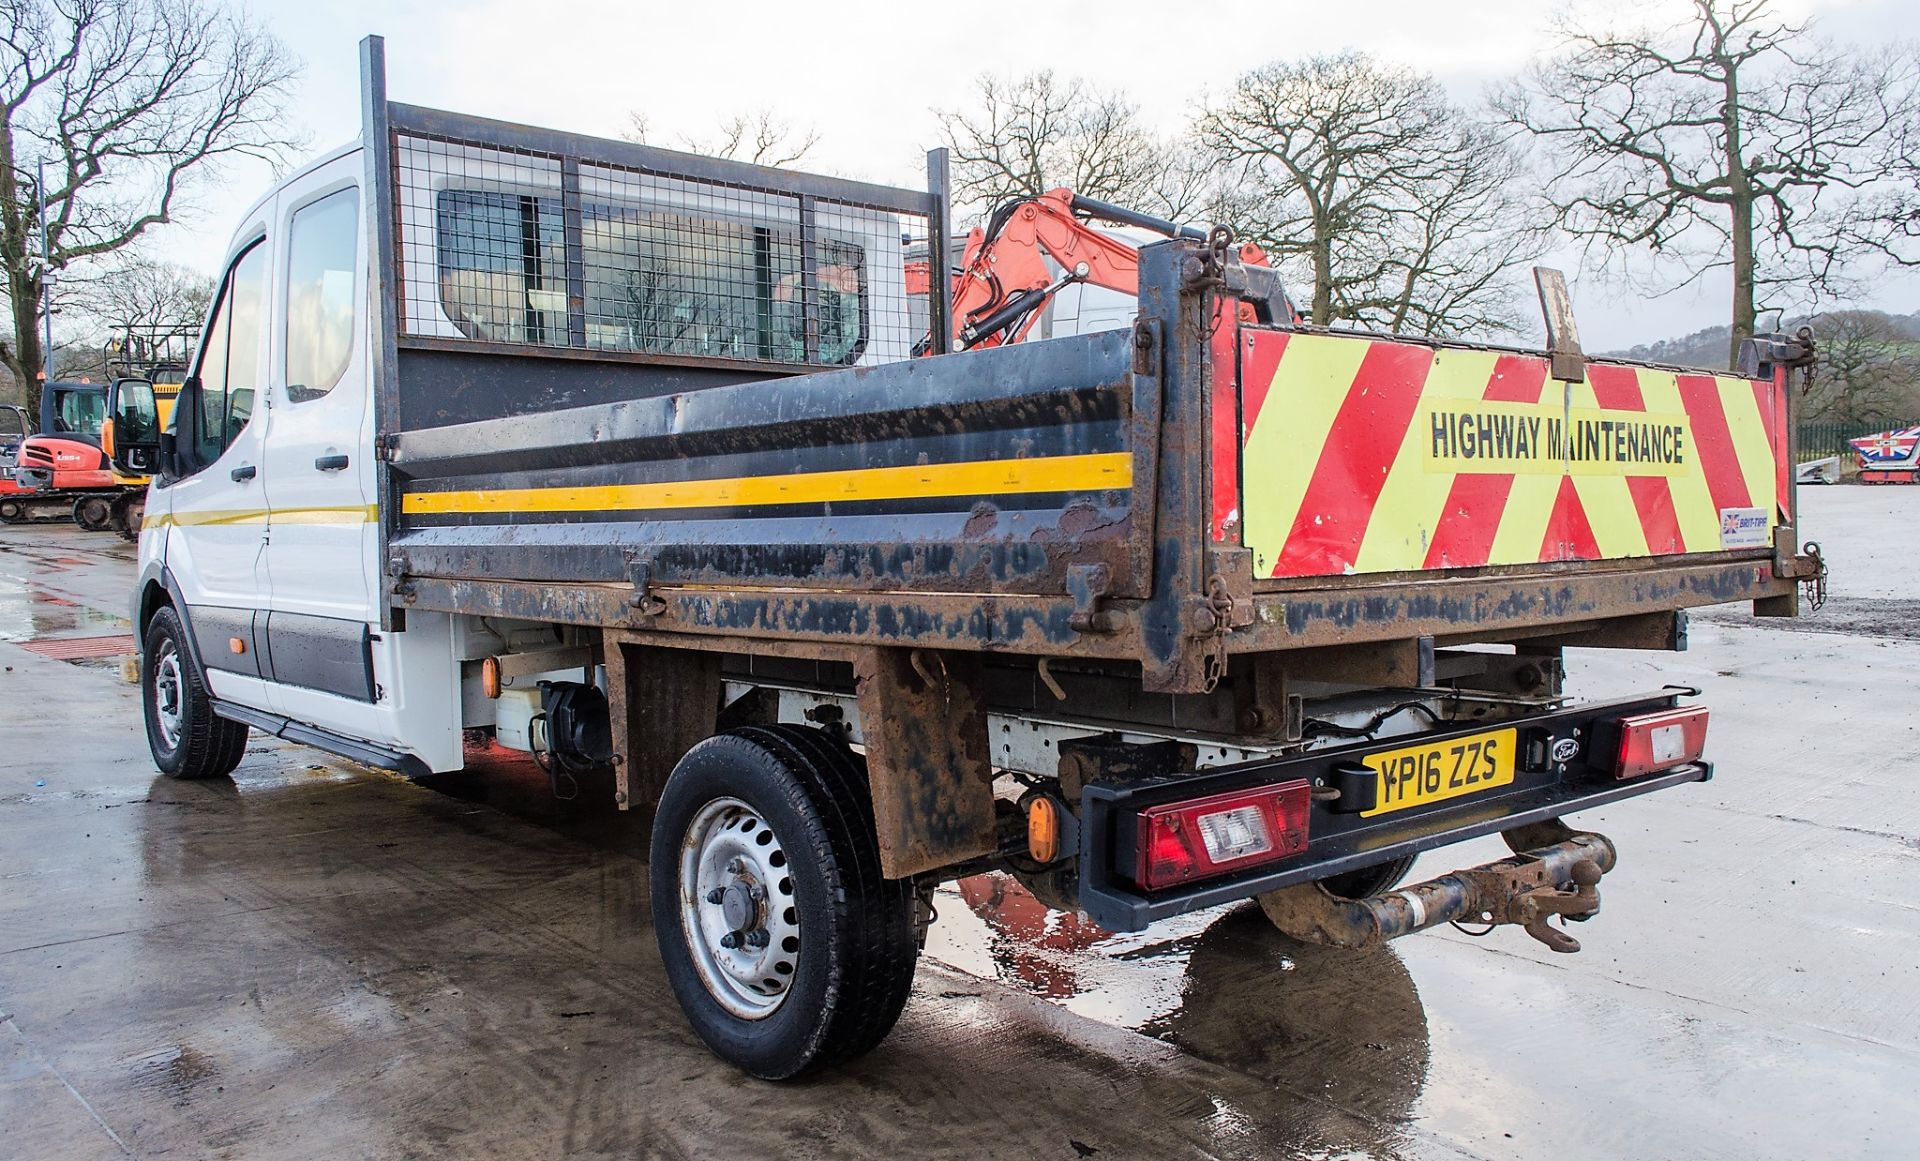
xmin=121 ymin=36 xmax=1822 ymax=1078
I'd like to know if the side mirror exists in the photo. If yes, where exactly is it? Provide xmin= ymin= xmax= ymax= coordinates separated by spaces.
xmin=108 ymin=377 xmax=161 ymax=475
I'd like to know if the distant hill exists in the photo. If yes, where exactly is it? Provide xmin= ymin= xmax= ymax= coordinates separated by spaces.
xmin=1605 ymin=309 xmax=1920 ymax=370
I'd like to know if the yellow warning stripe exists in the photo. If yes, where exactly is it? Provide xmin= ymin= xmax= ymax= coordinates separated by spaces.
xmin=1354 ymin=348 xmax=1499 ymax=573
xmin=1635 ymin=370 xmax=1720 ymax=553
xmin=400 ymin=453 xmax=1132 ymax=516
xmin=1565 ymin=379 xmax=1652 ymax=560
xmin=1241 ymin=334 xmax=1372 ymax=577
xmin=142 ymin=504 xmax=377 ymax=530
xmin=1242 ymin=328 xmax=1788 ymax=576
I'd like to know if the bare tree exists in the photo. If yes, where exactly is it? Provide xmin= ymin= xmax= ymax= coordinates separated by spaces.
xmin=1495 ymin=0 xmax=1920 ymax=367
xmin=37 ymin=253 xmax=211 ymax=380
xmin=624 ymin=109 xmax=820 ymax=168
xmin=1199 ymin=51 xmax=1542 ymax=337
xmin=72 ymin=251 xmax=210 ymax=332
xmin=0 ymin=0 xmax=299 ymax=420
xmin=936 ymin=71 xmax=1208 ymax=222
xmin=1799 ymin=310 xmax=1920 ymax=425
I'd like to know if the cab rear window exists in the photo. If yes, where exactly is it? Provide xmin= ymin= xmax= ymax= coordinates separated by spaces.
xmin=435 ymin=189 xmax=866 ymax=365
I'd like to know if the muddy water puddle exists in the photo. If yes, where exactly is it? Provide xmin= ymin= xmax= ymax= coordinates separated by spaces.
xmin=926 ymin=873 xmax=1432 ymax=1110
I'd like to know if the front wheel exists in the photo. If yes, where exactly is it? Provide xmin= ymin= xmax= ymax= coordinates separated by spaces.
xmin=649 ymin=725 xmax=917 ymax=1079
xmin=142 ymin=607 xmax=249 ymax=780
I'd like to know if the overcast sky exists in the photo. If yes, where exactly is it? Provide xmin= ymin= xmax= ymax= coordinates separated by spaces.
xmin=137 ymin=0 xmax=1918 ymax=351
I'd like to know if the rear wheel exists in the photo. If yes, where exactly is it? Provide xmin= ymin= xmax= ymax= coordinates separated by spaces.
xmin=73 ymin=494 xmax=113 ymax=531
xmin=649 ymin=725 xmax=917 ymax=1079
xmin=142 ymin=607 xmax=249 ymax=780
xmin=0 ymin=498 xmax=27 ymax=523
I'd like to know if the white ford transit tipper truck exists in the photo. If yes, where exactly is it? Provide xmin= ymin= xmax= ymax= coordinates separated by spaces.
xmin=112 ymin=38 xmax=1824 ymax=1079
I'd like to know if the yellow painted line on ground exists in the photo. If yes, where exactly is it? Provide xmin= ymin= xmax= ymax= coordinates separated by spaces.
xmin=400 ymin=453 xmax=1133 ymax=516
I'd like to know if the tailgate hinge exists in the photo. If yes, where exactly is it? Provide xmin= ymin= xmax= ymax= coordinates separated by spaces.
xmin=626 ymin=556 xmax=667 ymax=617
xmin=1066 ymin=563 xmax=1115 ymax=634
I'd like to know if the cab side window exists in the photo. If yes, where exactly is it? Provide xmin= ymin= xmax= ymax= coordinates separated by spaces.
xmin=285 ymin=189 xmax=360 ymax=403
xmin=190 ymin=240 xmax=268 ymax=470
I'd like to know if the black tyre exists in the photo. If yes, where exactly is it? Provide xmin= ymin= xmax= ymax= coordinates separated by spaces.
xmin=1316 ymin=854 xmax=1418 ymax=901
xmin=649 ymin=725 xmax=917 ymax=1079
xmin=0 ymin=498 xmax=25 ymax=523
xmin=142 ymin=606 xmax=249 ymax=780
xmin=113 ymin=492 xmax=146 ymax=542
xmin=73 ymin=495 xmax=113 ymax=531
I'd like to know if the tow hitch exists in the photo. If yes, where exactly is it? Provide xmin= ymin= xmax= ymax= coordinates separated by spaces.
xmin=1257 ymin=828 xmax=1615 ymax=954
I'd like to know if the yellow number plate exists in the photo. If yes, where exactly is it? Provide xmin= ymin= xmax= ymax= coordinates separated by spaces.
xmin=1361 ymin=727 xmax=1517 ymax=817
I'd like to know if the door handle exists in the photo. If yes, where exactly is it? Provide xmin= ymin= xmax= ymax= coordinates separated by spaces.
xmin=314 ymin=454 xmax=350 ymax=472
xmin=230 ymin=465 xmax=256 ymax=482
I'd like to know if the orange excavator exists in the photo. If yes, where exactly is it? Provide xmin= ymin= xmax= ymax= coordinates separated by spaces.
xmin=0 ymin=380 xmax=117 ymax=526
xmin=928 ymin=187 xmax=1292 ymax=353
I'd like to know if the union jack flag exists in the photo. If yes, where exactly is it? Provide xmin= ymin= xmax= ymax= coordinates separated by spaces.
xmin=1849 ymin=425 xmax=1920 ymax=468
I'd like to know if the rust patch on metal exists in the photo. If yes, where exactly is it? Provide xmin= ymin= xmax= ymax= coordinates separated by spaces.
xmin=853 ymin=646 xmax=996 ymax=878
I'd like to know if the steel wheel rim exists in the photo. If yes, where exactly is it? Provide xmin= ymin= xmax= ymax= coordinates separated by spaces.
xmin=678 ymin=796 xmax=802 ymax=1020
xmin=152 ymin=642 xmax=184 ymax=750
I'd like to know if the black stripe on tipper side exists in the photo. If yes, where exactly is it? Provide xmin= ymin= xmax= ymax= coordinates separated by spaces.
xmin=398 ymin=489 xmax=1114 ymax=528
xmin=387 ymin=329 xmax=1136 ymax=477
xmin=395 ymin=420 xmax=1128 ymax=500
xmin=394 ymin=505 xmax=1129 ymax=590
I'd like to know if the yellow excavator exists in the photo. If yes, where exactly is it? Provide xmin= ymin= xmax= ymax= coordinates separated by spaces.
xmin=98 ymin=327 xmax=192 ymax=540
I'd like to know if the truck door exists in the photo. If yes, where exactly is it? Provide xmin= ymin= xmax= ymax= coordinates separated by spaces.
xmin=155 ymin=232 xmax=275 ymax=708
xmin=259 ymin=164 xmax=382 ymax=724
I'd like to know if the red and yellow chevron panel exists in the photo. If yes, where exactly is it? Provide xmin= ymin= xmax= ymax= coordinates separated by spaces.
xmin=1231 ymin=330 xmax=1791 ymax=579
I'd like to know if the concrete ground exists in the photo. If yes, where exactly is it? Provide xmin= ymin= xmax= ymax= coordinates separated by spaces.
xmin=1 ymin=486 xmax=1914 ymax=1160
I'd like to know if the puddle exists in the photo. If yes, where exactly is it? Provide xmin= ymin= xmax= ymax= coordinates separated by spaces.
xmin=925 ymin=872 xmax=1431 ymax=1108
xmin=0 ymin=583 xmax=130 ymax=642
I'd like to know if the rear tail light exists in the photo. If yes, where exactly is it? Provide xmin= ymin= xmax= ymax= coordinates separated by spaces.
xmin=1613 ymin=706 xmax=1708 ymax=779
xmin=1133 ymin=780 xmax=1310 ymax=891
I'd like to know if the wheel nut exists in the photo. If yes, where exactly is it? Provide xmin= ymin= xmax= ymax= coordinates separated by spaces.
xmin=745 ymin=929 xmax=770 ymax=949
xmin=706 ymin=888 xmax=725 ymax=905
xmin=747 ymin=884 xmax=767 ymax=902
xmin=719 ymin=932 xmax=741 ymax=950
xmin=726 ymin=858 xmax=744 ymax=875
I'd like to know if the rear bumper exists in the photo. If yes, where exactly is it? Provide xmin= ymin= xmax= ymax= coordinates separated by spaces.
xmin=1076 ymin=691 xmax=1708 ymax=932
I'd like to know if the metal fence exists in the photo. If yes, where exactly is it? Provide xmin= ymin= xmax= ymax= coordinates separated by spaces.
xmin=386 ymin=114 xmax=946 ymax=370
xmin=1797 ymin=421 xmax=1914 ymax=459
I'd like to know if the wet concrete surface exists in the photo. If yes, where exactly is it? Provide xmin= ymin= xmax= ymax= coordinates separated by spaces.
xmin=2 ymin=488 xmax=1916 ymax=1159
